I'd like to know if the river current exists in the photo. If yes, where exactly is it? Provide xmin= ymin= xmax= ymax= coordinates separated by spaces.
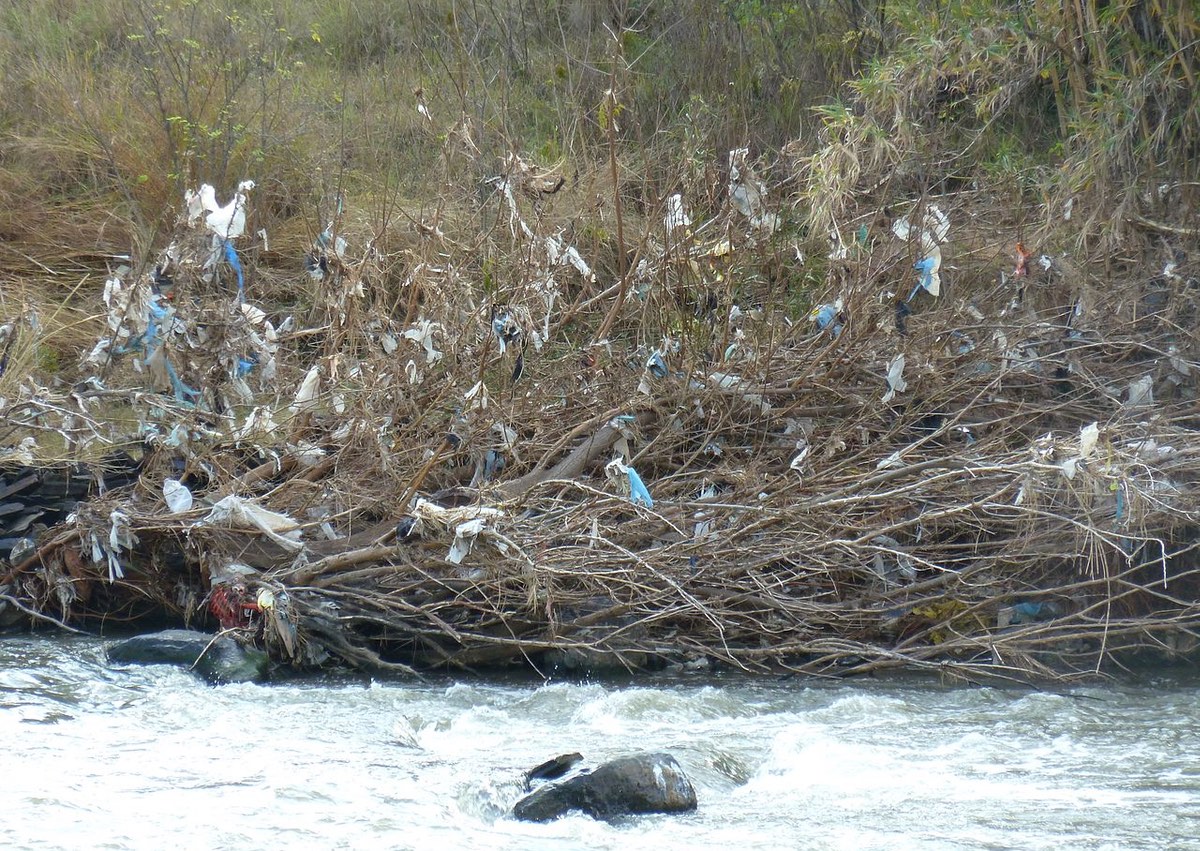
xmin=2 ymin=636 xmax=1197 ymax=850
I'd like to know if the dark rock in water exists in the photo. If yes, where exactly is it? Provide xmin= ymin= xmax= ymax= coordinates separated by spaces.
xmin=525 ymin=752 xmax=584 ymax=788
xmin=542 ymin=645 xmax=656 ymax=674
xmin=107 ymin=629 xmax=268 ymax=685
xmin=512 ymin=752 xmax=697 ymax=822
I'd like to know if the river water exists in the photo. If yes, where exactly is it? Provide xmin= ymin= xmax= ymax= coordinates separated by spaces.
xmin=2 ymin=636 xmax=1197 ymax=850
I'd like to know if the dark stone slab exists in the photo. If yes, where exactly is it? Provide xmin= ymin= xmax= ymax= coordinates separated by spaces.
xmin=107 ymin=628 xmax=268 ymax=685
xmin=513 ymin=752 xmax=697 ymax=822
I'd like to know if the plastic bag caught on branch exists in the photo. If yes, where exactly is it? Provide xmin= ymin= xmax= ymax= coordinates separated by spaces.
xmin=894 ymin=204 xmax=949 ymax=300
xmin=199 ymin=495 xmax=304 ymax=552
xmin=728 ymin=148 xmax=781 ymax=233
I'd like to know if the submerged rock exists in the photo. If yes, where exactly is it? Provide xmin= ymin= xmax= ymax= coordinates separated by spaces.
xmin=512 ymin=752 xmax=697 ymax=822
xmin=524 ymin=752 xmax=583 ymax=788
xmin=107 ymin=629 xmax=268 ymax=684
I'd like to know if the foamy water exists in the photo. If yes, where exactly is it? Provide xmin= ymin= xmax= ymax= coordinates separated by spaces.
xmin=3 ymin=637 xmax=1198 ymax=850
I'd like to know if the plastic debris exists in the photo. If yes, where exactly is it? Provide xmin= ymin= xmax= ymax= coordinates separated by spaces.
xmin=189 ymin=180 xmax=255 ymax=240
xmin=163 ymin=478 xmax=194 ymax=514
xmin=223 ymin=239 xmax=245 ymax=302
xmin=894 ymin=204 xmax=949 ymax=301
xmin=664 ymin=193 xmax=691 ymax=235
xmin=0 ymin=436 xmax=38 ymax=466
xmin=910 ymin=253 xmax=941 ymax=299
xmin=1126 ymin=375 xmax=1154 ymax=407
xmin=810 ymin=302 xmax=845 ymax=337
xmin=1012 ymin=242 xmax=1031 ymax=278
xmin=404 ymin=319 xmax=444 ymax=364
xmin=290 ymin=365 xmax=321 ymax=414
xmin=605 ymin=457 xmax=654 ymax=507
xmin=545 ymin=231 xmax=595 ymax=281
xmin=465 ymin=380 xmax=489 ymax=411
xmin=491 ymin=307 xmax=523 ymax=354
xmin=789 ymin=440 xmax=811 ymax=472
xmin=200 ymin=495 xmax=304 ymax=551
xmin=827 ymin=228 xmax=849 ymax=260
xmin=447 ymin=517 xmax=487 ymax=564
xmin=881 ymin=353 xmax=907 ymax=403
xmin=1060 ymin=457 xmax=1079 ymax=480
xmin=143 ymin=298 xmax=199 ymax=404
xmin=728 ymin=148 xmax=780 ymax=232
xmin=407 ymin=499 xmax=504 ymax=564
xmin=1079 ymin=422 xmax=1100 ymax=459
xmin=0 ymin=322 xmax=13 ymax=378
xmin=473 ymin=449 xmax=506 ymax=485
xmin=997 ymin=601 xmax=1059 ymax=628
xmin=106 ymin=509 xmax=136 ymax=581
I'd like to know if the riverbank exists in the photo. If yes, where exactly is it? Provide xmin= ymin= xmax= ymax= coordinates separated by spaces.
xmin=2 ymin=169 xmax=1198 ymax=683
xmin=2 ymin=2 xmax=1198 ymax=684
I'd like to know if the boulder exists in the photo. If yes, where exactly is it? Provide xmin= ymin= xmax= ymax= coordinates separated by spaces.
xmin=107 ymin=629 xmax=268 ymax=684
xmin=513 ymin=752 xmax=697 ymax=822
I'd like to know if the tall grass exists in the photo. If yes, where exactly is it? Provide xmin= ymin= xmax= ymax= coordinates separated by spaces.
xmin=0 ymin=0 xmax=1194 ymax=362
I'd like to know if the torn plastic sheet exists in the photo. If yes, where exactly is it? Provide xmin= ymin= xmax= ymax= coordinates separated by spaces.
xmin=98 ymin=275 xmax=198 ymax=403
xmin=728 ymin=148 xmax=780 ymax=232
xmin=605 ymin=457 xmax=654 ymax=507
xmin=664 ymin=193 xmax=691 ymax=235
xmin=163 ymin=478 xmax=194 ymax=513
xmin=909 ymin=250 xmax=942 ymax=300
xmin=810 ymin=302 xmax=845 ymax=337
xmin=199 ymin=495 xmax=304 ymax=551
xmin=1126 ymin=375 xmax=1154 ymax=407
xmin=448 ymin=517 xmax=486 ymax=564
xmin=1126 ymin=438 xmax=1177 ymax=461
xmin=223 ymin=240 xmax=245 ymax=302
xmin=106 ymin=508 xmax=136 ymax=582
xmin=404 ymin=319 xmax=444 ymax=364
xmin=545 ymin=232 xmax=595 ymax=281
xmin=290 ymin=365 xmax=321 ymax=414
xmin=235 ymin=406 xmax=278 ymax=439
xmin=142 ymin=300 xmax=199 ymax=403
xmin=188 ymin=180 xmax=255 ymax=240
xmin=895 ymin=204 xmax=948 ymax=300
xmin=491 ymin=308 xmax=523 ymax=355
xmin=491 ymin=421 xmax=518 ymax=451
xmin=409 ymin=499 xmax=504 ymax=563
xmin=1079 ymin=422 xmax=1100 ymax=459
xmin=789 ymin=441 xmax=811 ymax=472
xmin=465 ymin=380 xmax=489 ymax=410
xmin=707 ymin=371 xmax=771 ymax=414
xmin=892 ymin=204 xmax=949 ymax=250
xmin=881 ymin=353 xmax=907 ymax=403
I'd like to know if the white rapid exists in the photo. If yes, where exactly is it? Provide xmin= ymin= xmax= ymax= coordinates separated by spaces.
xmin=3 ymin=637 xmax=1197 ymax=850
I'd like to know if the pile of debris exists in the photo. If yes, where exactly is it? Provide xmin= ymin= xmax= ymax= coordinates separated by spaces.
xmin=2 ymin=152 xmax=1198 ymax=683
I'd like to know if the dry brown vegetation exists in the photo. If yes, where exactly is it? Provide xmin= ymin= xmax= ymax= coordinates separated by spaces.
xmin=1 ymin=0 xmax=1199 ymax=682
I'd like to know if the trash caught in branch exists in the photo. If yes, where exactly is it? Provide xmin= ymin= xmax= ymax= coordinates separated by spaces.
xmin=881 ymin=353 xmax=908 ymax=403
xmin=605 ymin=457 xmax=654 ymax=507
xmin=163 ymin=479 xmax=194 ymax=514
xmin=199 ymin=495 xmax=304 ymax=552
xmin=728 ymin=148 xmax=781 ymax=233
xmin=894 ymin=204 xmax=949 ymax=300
